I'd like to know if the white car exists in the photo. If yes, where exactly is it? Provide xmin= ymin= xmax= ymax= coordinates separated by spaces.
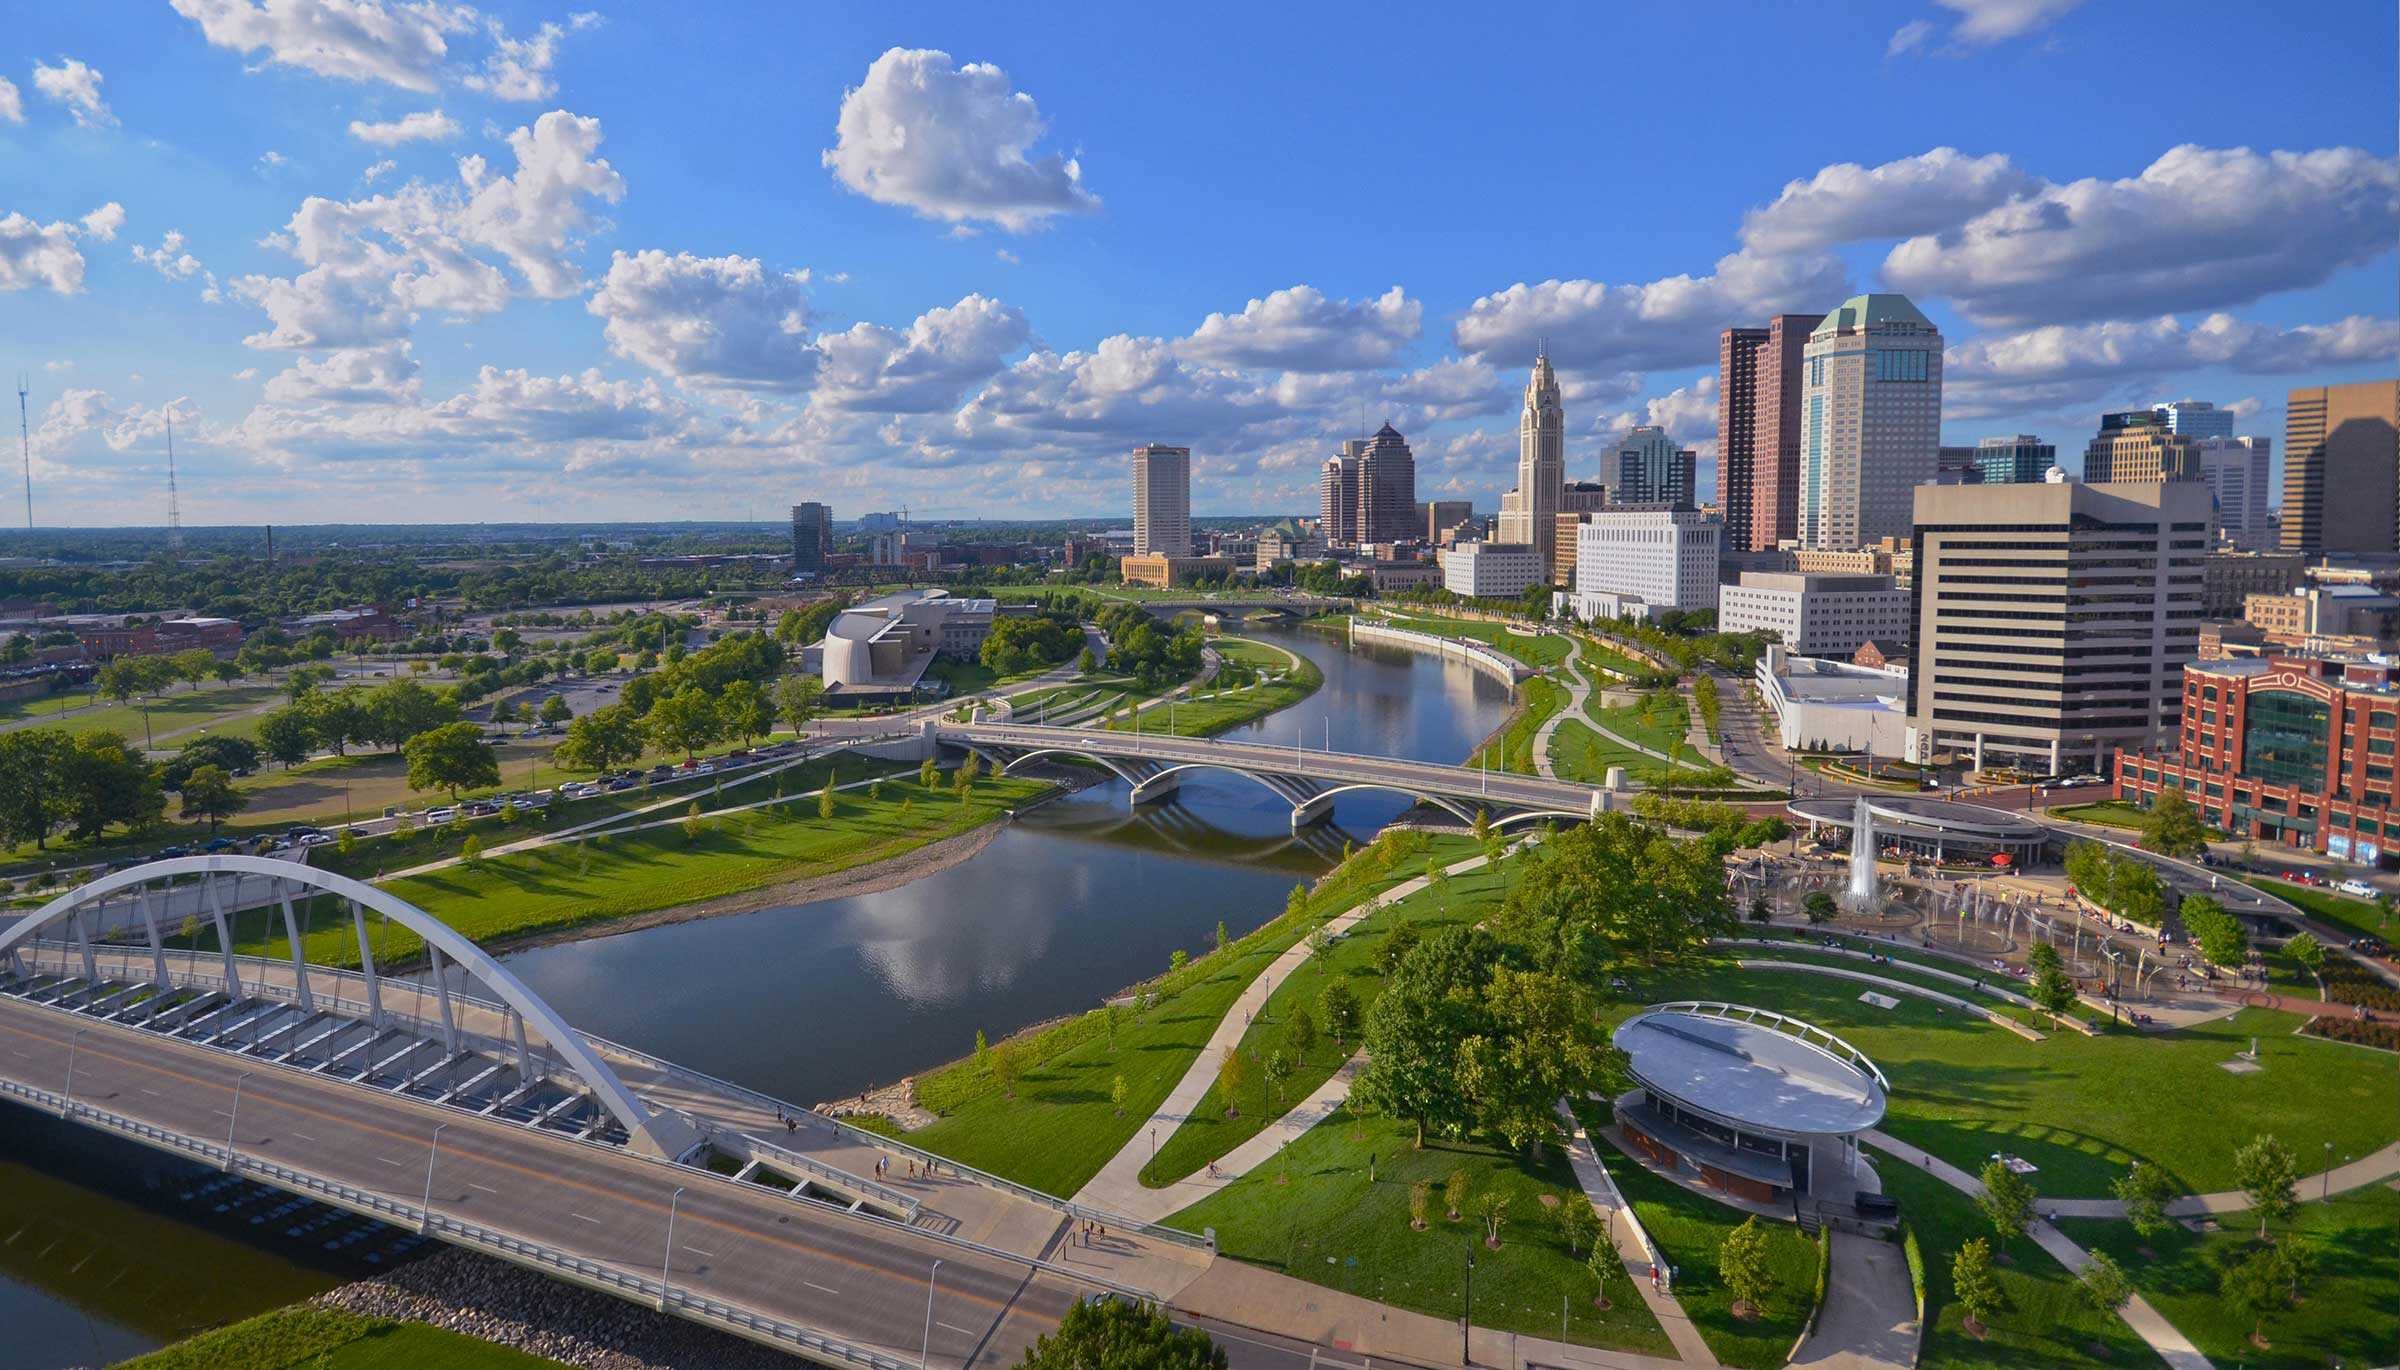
xmin=423 ymin=807 xmax=458 ymax=824
xmin=297 ymin=832 xmax=335 ymax=847
xmin=2336 ymin=879 xmax=2376 ymax=898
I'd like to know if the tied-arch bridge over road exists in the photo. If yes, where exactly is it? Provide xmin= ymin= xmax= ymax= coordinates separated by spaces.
xmin=937 ymin=720 xmax=1610 ymax=833
xmin=0 ymin=857 xmax=1220 ymax=1368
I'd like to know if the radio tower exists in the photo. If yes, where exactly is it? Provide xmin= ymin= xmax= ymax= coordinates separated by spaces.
xmin=13 ymin=373 xmax=28 ymax=529
xmin=165 ymin=416 xmax=184 ymax=554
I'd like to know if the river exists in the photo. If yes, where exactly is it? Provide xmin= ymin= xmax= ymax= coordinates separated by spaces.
xmin=0 ymin=620 xmax=1512 ymax=1366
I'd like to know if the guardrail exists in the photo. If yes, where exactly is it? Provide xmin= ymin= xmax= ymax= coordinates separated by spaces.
xmin=1348 ymin=619 xmax=1530 ymax=688
xmin=0 ymin=1073 xmax=917 ymax=1370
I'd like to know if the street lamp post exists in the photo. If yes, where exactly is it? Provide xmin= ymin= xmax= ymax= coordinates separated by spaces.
xmin=920 ymin=1259 xmax=943 ymax=1370
xmin=226 ymin=1070 xmax=252 ymax=1164
xmin=62 ymin=1026 xmax=86 ymax=1112
xmin=1461 ymin=1241 xmax=1476 ymax=1366
xmin=2325 ymin=1141 xmax=2334 ymax=1200
xmin=659 ymin=1185 xmax=686 ymax=1307
xmin=421 ymin=1123 xmax=449 ymax=1232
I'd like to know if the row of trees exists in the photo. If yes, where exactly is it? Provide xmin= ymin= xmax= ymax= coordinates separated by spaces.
xmin=554 ymin=673 xmax=824 ymax=770
xmin=979 ymin=609 xmax=1083 ymax=675
xmin=96 ymin=649 xmax=238 ymax=702
xmin=0 ymin=729 xmax=170 ymax=847
xmin=1092 ymin=603 xmax=1205 ymax=687
xmin=254 ymin=678 xmax=464 ymax=768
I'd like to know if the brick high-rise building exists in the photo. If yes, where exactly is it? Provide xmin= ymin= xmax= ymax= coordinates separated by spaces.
xmin=2083 ymin=410 xmax=2203 ymax=484
xmin=1716 ymin=313 xmax=1822 ymax=553
xmin=2281 ymin=379 xmax=2400 ymax=555
xmin=1320 ymin=439 xmax=1363 ymax=547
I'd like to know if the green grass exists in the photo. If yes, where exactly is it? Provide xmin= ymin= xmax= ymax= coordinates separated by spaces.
xmin=2058 ymin=1184 xmax=2398 ymax=1368
xmin=1471 ymin=675 xmax=1565 ymax=775
xmin=1141 ymin=857 xmax=1521 ymax=1185
xmin=902 ymin=830 xmax=1472 ymax=1197
xmin=1873 ymin=1161 xmax=2154 ymax=1369
xmin=122 ymin=1305 xmax=559 ymax=1369
xmin=183 ymin=769 xmax=1049 ymax=968
xmin=1550 ymin=719 xmax=1730 ymax=790
xmin=1108 ymin=635 xmax=1324 ymax=738
xmin=1378 ymin=613 xmax=1572 ymax=668
xmin=2050 ymin=801 xmax=2155 ymax=831
xmin=1570 ymin=636 xmax=1659 ymax=682
xmin=2240 ymin=875 xmax=2396 ymax=941
xmin=1583 ymin=1125 xmax=1821 ymax=1369
xmin=1591 ymin=691 xmax=1693 ymax=758
xmin=0 ymin=683 xmax=287 ymax=747
xmin=1607 ymin=966 xmax=2395 ymax=1199
xmin=1169 ymin=1107 xmax=1677 ymax=1357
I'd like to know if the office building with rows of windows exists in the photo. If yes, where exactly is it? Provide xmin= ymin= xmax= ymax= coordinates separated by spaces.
xmin=2114 ymin=653 xmax=2400 ymax=865
xmin=1799 ymin=294 xmax=1943 ymax=550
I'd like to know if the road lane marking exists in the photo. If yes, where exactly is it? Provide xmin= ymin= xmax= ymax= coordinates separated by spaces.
xmin=468 ymin=1182 xmax=498 ymax=1194
xmin=570 ymin=1212 xmax=601 ymax=1224
xmin=939 ymin=1322 xmax=977 ymax=1335
xmin=376 ymin=1155 xmax=406 ymax=1167
xmin=681 ymin=1244 xmax=716 ymax=1257
xmin=804 ymin=1280 xmax=840 ymax=1295
xmin=140 ymin=1087 xmax=162 ymax=1096
xmin=292 ymin=1132 xmax=317 ymax=1142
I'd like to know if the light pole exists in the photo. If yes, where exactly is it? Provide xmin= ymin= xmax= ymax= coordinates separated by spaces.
xmin=2325 ymin=1141 xmax=2334 ymax=1200
xmin=421 ymin=1122 xmax=449 ymax=1232
xmin=1150 ymin=1127 xmax=1157 ymax=1162
xmin=226 ymin=1070 xmax=252 ymax=1162
xmin=63 ymin=1027 xmax=85 ymax=1112
xmin=1461 ymin=1240 xmax=1476 ymax=1366
xmin=920 ymin=1259 xmax=943 ymax=1370
xmin=659 ymin=1185 xmax=686 ymax=1306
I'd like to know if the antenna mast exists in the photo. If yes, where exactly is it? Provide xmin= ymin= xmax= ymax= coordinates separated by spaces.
xmin=13 ymin=372 xmax=28 ymax=529
xmin=165 ymin=417 xmax=184 ymax=554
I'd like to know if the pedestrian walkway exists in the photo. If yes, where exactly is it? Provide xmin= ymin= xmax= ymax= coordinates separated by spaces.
xmin=2042 ymin=1137 xmax=2400 ymax=1219
xmin=1556 ymin=1100 xmax=1717 ymax=1365
xmin=1859 ymin=1131 xmax=2210 ymax=1370
xmin=1071 ymin=846 xmax=1506 ymax=1222
xmin=1531 ymin=639 xmax=1592 ymax=780
xmin=1789 ymin=1231 xmax=1916 ymax=1369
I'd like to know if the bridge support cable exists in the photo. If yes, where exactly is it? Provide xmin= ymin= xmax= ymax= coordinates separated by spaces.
xmin=349 ymin=899 xmax=385 ymax=1030
xmin=202 ymin=877 xmax=242 ymax=1000
xmin=138 ymin=889 xmax=170 ymax=990
xmin=274 ymin=883 xmax=315 ymax=1015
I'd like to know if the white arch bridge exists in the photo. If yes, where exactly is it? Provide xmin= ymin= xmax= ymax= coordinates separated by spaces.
xmin=936 ymin=720 xmax=1610 ymax=832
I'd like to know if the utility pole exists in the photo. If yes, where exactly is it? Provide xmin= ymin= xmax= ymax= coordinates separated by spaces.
xmin=165 ymin=417 xmax=184 ymax=554
xmin=14 ymin=372 xmax=29 ymax=529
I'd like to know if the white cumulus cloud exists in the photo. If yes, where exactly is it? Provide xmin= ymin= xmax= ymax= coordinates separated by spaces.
xmin=1454 ymin=248 xmax=1849 ymax=375
xmin=813 ymin=294 xmax=1030 ymax=413
xmin=1741 ymin=148 xmax=2037 ymax=254
xmin=586 ymin=249 xmax=821 ymax=392
xmin=1944 ymin=312 xmax=2400 ymax=417
xmin=823 ymin=48 xmax=1098 ymax=232
xmin=1178 ymin=285 xmax=1422 ymax=373
xmin=0 ymin=76 xmax=21 ymax=124
xmin=170 ymin=0 xmax=467 ymax=92
xmin=348 ymin=109 xmax=458 ymax=144
xmin=32 ymin=57 xmax=114 ymax=127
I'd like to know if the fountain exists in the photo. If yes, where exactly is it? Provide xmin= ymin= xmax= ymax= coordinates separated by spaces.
xmin=1845 ymin=795 xmax=1879 ymax=910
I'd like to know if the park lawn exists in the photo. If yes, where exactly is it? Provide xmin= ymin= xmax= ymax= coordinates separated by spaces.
xmin=2050 ymin=801 xmax=2153 ymax=831
xmin=1167 ymin=1106 xmax=1677 ymax=1357
xmin=2058 ymin=1184 xmax=2398 ymax=1369
xmin=1873 ymin=1161 xmax=2156 ymax=1369
xmin=1141 ymin=856 xmax=1522 ymax=1186
xmin=1571 ymin=636 xmax=1659 ymax=682
xmin=1581 ymin=1121 xmax=1821 ymax=1370
xmin=0 ymin=683 xmax=288 ymax=747
xmin=1550 ymin=719 xmax=1728 ymax=790
xmin=2240 ymin=876 xmax=2395 ymax=942
xmin=1472 ymin=675 xmax=1565 ymax=775
xmin=1129 ymin=639 xmax=1324 ymax=739
xmin=903 ymin=830 xmax=1469 ymax=1198
xmin=123 ymin=1304 xmax=559 ymax=1369
xmin=1591 ymin=691 xmax=1692 ymax=758
xmin=187 ymin=770 xmax=1049 ymax=969
xmin=1605 ymin=966 xmax=2395 ymax=1200
xmin=1380 ymin=612 xmax=1572 ymax=669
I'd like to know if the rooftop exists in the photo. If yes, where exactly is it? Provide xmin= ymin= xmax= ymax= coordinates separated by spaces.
xmin=1810 ymin=293 xmax=1932 ymax=337
xmin=1613 ymin=1003 xmax=1888 ymax=1136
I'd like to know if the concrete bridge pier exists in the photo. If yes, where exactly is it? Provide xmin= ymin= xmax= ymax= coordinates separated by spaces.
xmin=1289 ymin=792 xmax=1336 ymax=833
xmin=1129 ymin=769 xmax=1182 ymax=805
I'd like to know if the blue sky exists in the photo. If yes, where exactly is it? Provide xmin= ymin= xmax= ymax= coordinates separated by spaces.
xmin=2 ymin=0 xmax=2393 ymax=527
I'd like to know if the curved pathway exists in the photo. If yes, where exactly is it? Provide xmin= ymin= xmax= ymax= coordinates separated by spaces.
xmin=1789 ymin=1231 xmax=1917 ymax=1370
xmin=1859 ymin=1131 xmax=2211 ymax=1370
xmin=1532 ymin=638 xmax=1593 ymax=779
xmin=1558 ymin=1101 xmax=1718 ymax=1365
xmin=1732 ymin=958 xmax=2046 ymax=1041
xmin=1070 ymin=845 xmax=1508 ymax=1224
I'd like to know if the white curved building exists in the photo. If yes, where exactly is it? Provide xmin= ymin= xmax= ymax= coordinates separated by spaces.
xmin=815 ymin=589 xmax=995 ymax=700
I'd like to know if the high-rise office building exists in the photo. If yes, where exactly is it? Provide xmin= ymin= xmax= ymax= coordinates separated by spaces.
xmin=1969 ymin=435 xmax=2055 ymax=484
xmin=1420 ymin=499 xmax=1474 ymax=542
xmin=1799 ymin=295 xmax=1941 ymax=550
xmin=2196 ymin=436 xmax=2273 ymax=549
xmin=2281 ymin=379 xmax=2400 ymax=555
xmin=2153 ymin=399 xmax=2237 ymax=439
xmin=1717 ymin=313 xmax=1823 ymax=552
xmin=1609 ymin=426 xmax=1696 ymax=509
xmin=2084 ymin=410 xmax=2203 ymax=484
xmin=1908 ymin=480 xmax=2210 ymax=774
xmin=1131 ymin=444 xmax=1192 ymax=557
xmin=1935 ymin=446 xmax=1985 ymax=485
xmin=1320 ymin=440 xmax=1363 ymax=547
xmin=1356 ymin=423 xmax=1418 ymax=544
xmin=1497 ymin=349 xmax=1566 ymax=581
xmin=790 ymin=501 xmax=831 ymax=574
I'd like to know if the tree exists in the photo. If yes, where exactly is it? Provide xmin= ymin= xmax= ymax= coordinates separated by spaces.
xmin=644 ymin=685 xmax=720 ymax=760
xmin=2064 ymin=839 xmax=2115 ymax=906
xmin=161 ymin=736 xmax=262 ymax=793
xmin=2232 ymin=1134 xmax=2299 ymax=1238
xmin=1749 ymin=895 xmax=1772 ymax=923
xmin=1284 ymin=1003 xmax=1317 ymax=1059
xmin=1477 ymin=1191 xmax=1511 ymax=1248
xmin=2075 ymin=1250 xmax=2132 ymax=1316
xmin=1378 ymin=920 xmax=1422 ymax=975
xmin=0 ymin=729 xmax=74 ymax=849
xmin=1318 ymin=981 xmax=1360 ymax=1046
xmin=1554 ymin=1197 xmax=1601 ymax=1257
xmin=2283 ymin=930 xmax=2325 ymax=978
xmin=2141 ymin=787 xmax=2211 ymax=860
xmin=1215 ymin=1048 xmax=1248 ymax=1117
xmin=1443 ymin=1168 xmax=1470 ymax=1221
xmin=460 ymin=834 xmax=486 ymax=869
xmin=1016 ymin=1295 xmax=1225 ymax=1370
xmin=1497 ymin=813 xmax=1734 ymax=973
xmin=403 ymin=722 xmax=500 ymax=800
xmin=554 ymin=704 xmax=644 ymax=773
xmin=682 ymin=801 xmax=704 ymax=842
xmin=177 ymin=765 xmax=246 ymax=832
xmin=1262 ymin=1049 xmax=1289 ymax=1106
xmin=719 ymin=678 xmax=774 ymax=745
xmin=1458 ymin=966 xmax=1620 ymax=1151
xmin=1977 ymin=1159 xmax=2037 ymax=1241
xmin=535 ymin=693 xmax=571 ymax=725
xmin=1352 ymin=927 xmax=1498 ymax=1147
xmin=919 ymin=756 xmax=939 ymax=788
xmin=361 ymin=678 xmax=460 ymax=749
xmin=1409 ymin=1179 xmax=1432 ymax=1230
xmin=819 ymin=775 xmax=837 ymax=819
xmin=2112 ymin=1161 xmax=2178 ymax=1243
xmin=1588 ymin=1226 xmax=1627 ymax=1309
xmin=1802 ymin=890 xmax=1837 ymax=924
xmin=2181 ymin=894 xmax=2248 ymax=969
xmin=257 ymin=706 xmax=316 ymax=768
xmin=1717 ymin=1216 xmax=1774 ymax=1320
xmin=1951 ymin=1238 xmax=2003 ymax=1337
xmin=1110 ymin=1074 xmax=1128 ymax=1117
xmin=2218 ymin=1245 xmax=2288 ymax=1348
xmin=989 ymin=1043 xmax=1021 ymax=1098
xmin=2026 ymin=941 xmax=2077 ymax=1020
xmin=59 ymin=732 xmax=165 ymax=842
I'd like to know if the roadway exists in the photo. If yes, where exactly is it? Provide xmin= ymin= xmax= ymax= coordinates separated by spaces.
xmin=0 ymin=994 xmax=1081 ymax=1369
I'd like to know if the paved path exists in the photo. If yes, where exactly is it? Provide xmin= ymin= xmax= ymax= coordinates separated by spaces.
xmin=1789 ymin=1231 xmax=1916 ymax=1370
xmin=1860 ymin=1131 xmax=2210 ymax=1370
xmin=1557 ymin=1101 xmax=1716 ymax=1365
xmin=1071 ymin=847 xmax=1504 ymax=1223
xmin=2042 ymin=1137 xmax=2400 ymax=1219
xmin=1733 ymin=958 xmax=2046 ymax=1040
xmin=1531 ymin=639 xmax=1592 ymax=780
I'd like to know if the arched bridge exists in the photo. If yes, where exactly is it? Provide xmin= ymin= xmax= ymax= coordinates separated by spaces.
xmin=1127 ymin=594 xmax=1352 ymax=621
xmin=937 ymin=720 xmax=1609 ymax=833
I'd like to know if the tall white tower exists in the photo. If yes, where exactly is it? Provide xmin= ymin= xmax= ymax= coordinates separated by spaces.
xmin=1498 ymin=347 xmax=1566 ymax=580
xmin=1131 ymin=443 xmax=1192 ymax=557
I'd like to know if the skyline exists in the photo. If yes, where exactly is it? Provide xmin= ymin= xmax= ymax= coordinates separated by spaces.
xmin=2 ymin=0 xmax=2394 ymax=528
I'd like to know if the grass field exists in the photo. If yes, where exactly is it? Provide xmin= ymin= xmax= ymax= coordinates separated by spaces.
xmin=902 ymin=831 xmax=1470 ymax=1197
xmin=1170 ymin=1106 xmax=1676 ymax=1355
xmin=1471 ymin=675 xmax=1564 ymax=775
xmin=1103 ymin=635 xmax=1324 ymax=738
xmin=1873 ymin=1161 xmax=2152 ymax=1369
xmin=124 ymin=1305 xmax=558 ymax=1369
xmin=1591 ymin=691 xmax=1693 ymax=758
xmin=1549 ymin=719 xmax=1729 ymax=790
xmin=0 ymin=683 xmax=287 ymax=747
xmin=2239 ymin=875 xmax=2394 ymax=941
xmin=1607 ymin=966 xmax=2395 ymax=1199
xmin=1379 ymin=613 xmax=1572 ymax=668
xmin=2050 ymin=801 xmax=2153 ymax=831
xmin=2058 ymin=1184 xmax=2398 ymax=1368
xmin=1584 ymin=1123 xmax=1821 ymax=1369
xmin=185 ymin=768 xmax=1049 ymax=968
xmin=1141 ymin=856 xmax=1521 ymax=1185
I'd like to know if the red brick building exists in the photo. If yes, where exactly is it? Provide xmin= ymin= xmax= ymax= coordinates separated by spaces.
xmin=2113 ymin=653 xmax=2400 ymax=864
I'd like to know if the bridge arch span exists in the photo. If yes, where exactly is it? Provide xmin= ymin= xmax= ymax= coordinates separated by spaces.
xmin=1490 ymin=808 xmax=1590 ymax=833
xmin=0 ymin=856 xmax=694 ymax=1159
xmin=1282 ymin=781 xmax=1483 ymax=827
xmin=982 ymin=746 xmax=1147 ymax=789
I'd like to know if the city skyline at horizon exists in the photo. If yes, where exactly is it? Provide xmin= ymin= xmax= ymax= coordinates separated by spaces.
xmin=3 ymin=1 xmax=2394 ymax=528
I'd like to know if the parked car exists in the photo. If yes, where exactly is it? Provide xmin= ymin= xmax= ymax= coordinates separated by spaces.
xmin=2337 ymin=878 xmax=2377 ymax=898
xmin=424 ymin=807 xmax=458 ymax=824
xmin=462 ymin=801 xmax=500 ymax=818
xmin=297 ymin=832 xmax=335 ymax=848
xmin=604 ymin=777 xmax=636 ymax=793
xmin=200 ymin=837 xmax=238 ymax=853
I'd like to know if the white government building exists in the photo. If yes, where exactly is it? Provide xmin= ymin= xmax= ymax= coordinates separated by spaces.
xmin=1719 ymin=572 xmax=1911 ymax=657
xmin=1566 ymin=507 xmax=1720 ymax=622
xmin=1440 ymin=542 xmax=1542 ymax=599
xmin=1753 ymin=645 xmax=1911 ymax=757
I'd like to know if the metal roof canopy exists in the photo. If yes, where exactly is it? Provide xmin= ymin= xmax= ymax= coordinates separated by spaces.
xmin=1612 ymin=1001 xmax=1889 ymax=1137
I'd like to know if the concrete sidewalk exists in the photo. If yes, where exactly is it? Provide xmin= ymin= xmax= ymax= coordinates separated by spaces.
xmin=1789 ymin=1231 xmax=1915 ymax=1369
xmin=1556 ymin=1101 xmax=1717 ymax=1366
